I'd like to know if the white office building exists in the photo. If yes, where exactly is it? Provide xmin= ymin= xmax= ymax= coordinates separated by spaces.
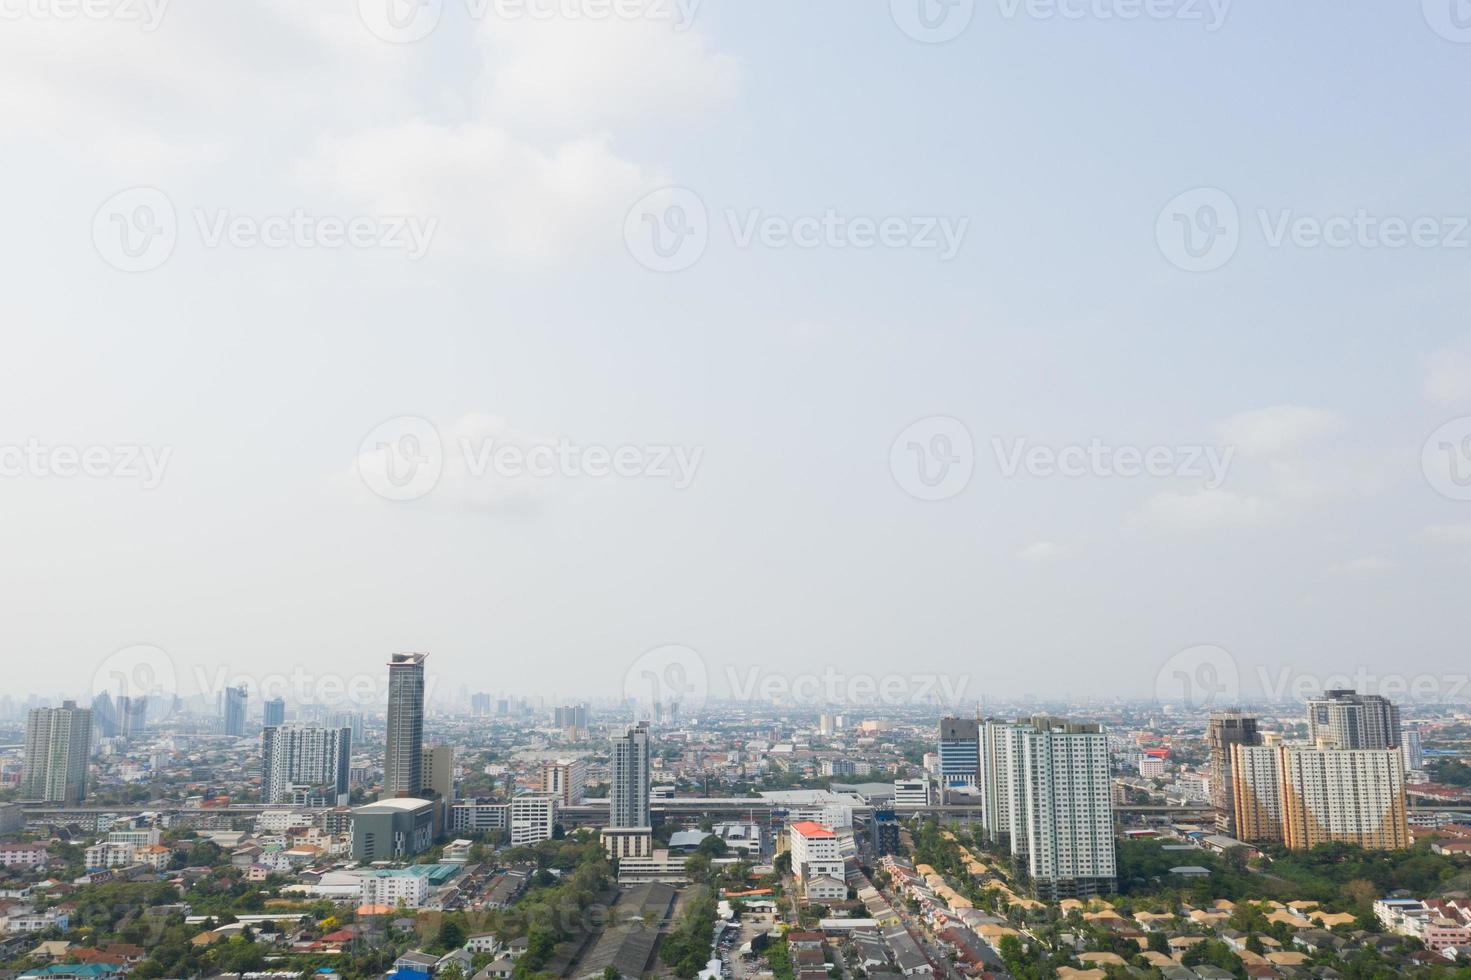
xmin=359 ymin=869 xmax=430 ymax=909
xmin=509 ymin=795 xmax=557 ymax=847
xmin=542 ymin=758 xmax=587 ymax=806
xmin=788 ymin=820 xmax=845 ymax=897
xmin=892 ymin=779 xmax=931 ymax=809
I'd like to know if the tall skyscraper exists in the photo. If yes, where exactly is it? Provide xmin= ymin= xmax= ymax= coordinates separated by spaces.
xmin=977 ymin=716 xmax=1115 ymax=900
xmin=938 ymin=717 xmax=980 ymax=791
xmin=1306 ymin=690 xmax=1401 ymax=749
xmin=383 ymin=653 xmax=427 ymax=798
xmin=263 ymin=698 xmax=286 ymax=729
xmin=1232 ymin=736 xmax=1410 ymax=850
xmin=22 ymin=701 xmax=93 ymax=804
xmin=610 ymin=722 xmax=652 ymax=828
xmin=261 ymin=725 xmax=352 ymax=805
xmin=1207 ymin=710 xmax=1260 ymax=837
xmin=222 ymin=686 xmax=247 ymax=737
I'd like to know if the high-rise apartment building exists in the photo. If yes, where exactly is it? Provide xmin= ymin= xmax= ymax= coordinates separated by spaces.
xmin=1229 ymin=742 xmax=1285 ymax=844
xmin=263 ymin=698 xmax=286 ymax=729
xmin=222 ymin=686 xmax=247 ymax=737
xmin=610 ymin=722 xmax=652 ymax=829
xmin=1231 ymin=737 xmax=1410 ymax=850
xmin=1306 ymin=690 xmax=1401 ymax=749
xmin=553 ymin=703 xmax=589 ymax=733
xmin=938 ymin=717 xmax=980 ymax=791
xmin=261 ymin=725 xmax=352 ymax=805
xmin=93 ymin=692 xmax=145 ymax=739
xmin=977 ymin=716 xmax=1116 ymax=900
xmin=22 ymin=702 xmax=93 ymax=805
xmin=421 ymin=744 xmax=455 ymax=804
xmin=117 ymin=695 xmax=146 ymax=737
xmin=383 ymin=653 xmax=427 ymax=798
xmin=329 ymin=711 xmax=365 ymax=743
xmin=542 ymin=758 xmax=587 ymax=806
xmin=1207 ymin=710 xmax=1260 ymax=837
xmin=1404 ymin=728 xmax=1425 ymax=771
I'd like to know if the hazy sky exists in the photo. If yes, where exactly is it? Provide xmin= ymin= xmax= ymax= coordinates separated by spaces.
xmin=3 ymin=0 xmax=1471 ymax=710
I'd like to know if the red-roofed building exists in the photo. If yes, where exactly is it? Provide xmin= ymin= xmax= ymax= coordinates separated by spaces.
xmin=788 ymin=822 xmax=843 ymax=896
xmin=790 ymin=821 xmax=835 ymax=839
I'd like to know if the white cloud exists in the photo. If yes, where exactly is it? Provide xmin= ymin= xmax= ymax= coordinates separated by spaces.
xmin=0 ymin=4 xmax=419 ymax=166
xmin=479 ymin=17 xmax=741 ymax=135
xmin=1326 ymin=557 xmax=1395 ymax=575
xmin=297 ymin=124 xmax=659 ymax=259
xmin=1424 ymin=343 xmax=1471 ymax=406
xmin=1423 ymin=522 xmax=1471 ymax=545
xmin=294 ymin=15 xmax=740 ymax=260
xmin=1018 ymin=541 xmax=1066 ymax=562
xmin=1129 ymin=490 xmax=1274 ymax=533
xmin=1216 ymin=406 xmax=1341 ymax=457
